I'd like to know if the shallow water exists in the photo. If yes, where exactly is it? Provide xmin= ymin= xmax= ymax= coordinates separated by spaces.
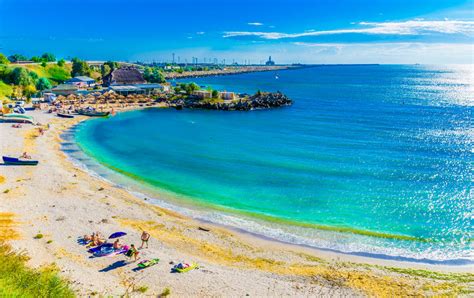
xmin=71 ymin=65 xmax=473 ymax=263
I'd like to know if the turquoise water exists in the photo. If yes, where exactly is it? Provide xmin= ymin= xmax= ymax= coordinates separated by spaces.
xmin=71 ymin=65 xmax=473 ymax=263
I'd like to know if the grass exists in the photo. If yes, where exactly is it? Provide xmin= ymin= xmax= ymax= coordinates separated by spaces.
xmin=20 ymin=64 xmax=72 ymax=84
xmin=0 ymin=81 xmax=13 ymax=100
xmin=160 ymin=287 xmax=171 ymax=297
xmin=135 ymin=285 xmax=148 ymax=293
xmin=0 ymin=242 xmax=75 ymax=297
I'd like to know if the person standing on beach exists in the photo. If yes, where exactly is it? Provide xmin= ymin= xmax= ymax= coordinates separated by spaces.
xmin=140 ymin=231 xmax=150 ymax=249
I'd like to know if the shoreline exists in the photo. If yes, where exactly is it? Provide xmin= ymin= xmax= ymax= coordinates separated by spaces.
xmin=165 ymin=65 xmax=296 ymax=79
xmin=1 ymin=109 xmax=472 ymax=296
xmin=65 ymin=110 xmax=473 ymax=269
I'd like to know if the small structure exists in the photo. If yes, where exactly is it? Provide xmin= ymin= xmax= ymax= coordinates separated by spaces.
xmin=103 ymin=66 xmax=145 ymax=86
xmin=66 ymin=76 xmax=96 ymax=88
xmin=51 ymin=84 xmax=78 ymax=96
xmin=193 ymin=90 xmax=212 ymax=99
xmin=133 ymin=84 xmax=164 ymax=95
xmin=43 ymin=92 xmax=57 ymax=102
xmin=265 ymin=56 xmax=275 ymax=66
xmin=109 ymin=84 xmax=163 ymax=95
xmin=219 ymin=91 xmax=235 ymax=100
xmin=109 ymin=85 xmax=143 ymax=96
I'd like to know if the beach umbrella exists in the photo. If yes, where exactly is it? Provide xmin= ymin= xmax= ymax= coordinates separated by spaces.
xmin=108 ymin=232 xmax=127 ymax=239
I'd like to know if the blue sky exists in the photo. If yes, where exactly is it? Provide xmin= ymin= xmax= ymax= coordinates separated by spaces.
xmin=0 ymin=0 xmax=473 ymax=64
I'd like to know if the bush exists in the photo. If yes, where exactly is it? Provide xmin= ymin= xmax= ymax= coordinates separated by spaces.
xmin=36 ymin=77 xmax=52 ymax=91
xmin=33 ymin=233 xmax=43 ymax=239
xmin=57 ymin=59 xmax=65 ymax=67
xmin=160 ymin=287 xmax=171 ymax=297
xmin=135 ymin=286 xmax=148 ymax=293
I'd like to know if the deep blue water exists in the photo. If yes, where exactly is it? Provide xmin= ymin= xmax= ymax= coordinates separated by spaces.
xmin=72 ymin=65 xmax=473 ymax=262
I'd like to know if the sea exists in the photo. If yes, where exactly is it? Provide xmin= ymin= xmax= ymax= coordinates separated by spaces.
xmin=63 ymin=65 xmax=473 ymax=265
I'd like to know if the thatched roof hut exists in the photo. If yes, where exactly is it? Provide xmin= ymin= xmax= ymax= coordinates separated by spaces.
xmin=103 ymin=66 xmax=145 ymax=86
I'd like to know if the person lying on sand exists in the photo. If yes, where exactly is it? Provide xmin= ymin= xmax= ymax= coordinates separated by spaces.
xmin=83 ymin=233 xmax=94 ymax=242
xmin=91 ymin=233 xmax=105 ymax=246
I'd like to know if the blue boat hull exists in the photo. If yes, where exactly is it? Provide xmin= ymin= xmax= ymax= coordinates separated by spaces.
xmin=2 ymin=156 xmax=39 ymax=166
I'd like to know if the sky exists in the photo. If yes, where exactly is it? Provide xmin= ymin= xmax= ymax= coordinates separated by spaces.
xmin=0 ymin=0 xmax=473 ymax=64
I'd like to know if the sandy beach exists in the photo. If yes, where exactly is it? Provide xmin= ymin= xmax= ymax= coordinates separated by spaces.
xmin=0 ymin=109 xmax=472 ymax=297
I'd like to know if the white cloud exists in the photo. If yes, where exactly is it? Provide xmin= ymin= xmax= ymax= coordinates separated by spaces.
xmin=196 ymin=31 xmax=205 ymax=35
xmin=224 ymin=20 xmax=474 ymax=39
xmin=247 ymin=22 xmax=264 ymax=26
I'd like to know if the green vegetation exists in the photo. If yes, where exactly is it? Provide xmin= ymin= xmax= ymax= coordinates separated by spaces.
xmin=0 ymin=54 xmax=9 ymax=65
xmin=143 ymin=66 xmax=165 ymax=83
xmin=57 ymin=59 xmax=65 ymax=67
xmin=0 ymin=243 xmax=75 ymax=297
xmin=380 ymin=266 xmax=474 ymax=283
xmin=41 ymin=53 xmax=56 ymax=62
xmin=160 ymin=287 xmax=171 ymax=297
xmin=0 ymin=81 xmax=13 ymax=99
xmin=46 ymin=65 xmax=71 ymax=82
xmin=36 ymin=77 xmax=52 ymax=91
xmin=135 ymin=285 xmax=148 ymax=293
xmin=33 ymin=233 xmax=43 ymax=239
xmin=175 ymin=82 xmax=200 ymax=95
xmin=71 ymin=57 xmax=91 ymax=77
xmin=7 ymin=54 xmax=28 ymax=63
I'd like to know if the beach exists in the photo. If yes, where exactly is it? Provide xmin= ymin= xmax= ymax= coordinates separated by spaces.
xmin=0 ymin=109 xmax=472 ymax=297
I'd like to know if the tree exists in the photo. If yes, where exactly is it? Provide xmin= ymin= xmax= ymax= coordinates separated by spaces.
xmin=100 ymin=64 xmax=111 ymax=77
xmin=57 ymin=59 xmax=65 ymax=67
xmin=23 ymin=84 xmax=37 ymax=100
xmin=36 ymin=77 xmax=52 ymax=91
xmin=41 ymin=53 xmax=56 ymax=62
xmin=8 ymin=67 xmax=33 ymax=86
xmin=8 ymin=53 xmax=28 ymax=62
xmin=143 ymin=67 xmax=165 ymax=83
xmin=104 ymin=61 xmax=119 ymax=70
xmin=184 ymin=82 xmax=200 ymax=95
xmin=41 ymin=61 xmax=47 ymax=67
xmin=71 ymin=57 xmax=91 ymax=77
xmin=0 ymin=53 xmax=9 ymax=65
xmin=31 ymin=56 xmax=42 ymax=63
xmin=212 ymin=90 xmax=219 ymax=98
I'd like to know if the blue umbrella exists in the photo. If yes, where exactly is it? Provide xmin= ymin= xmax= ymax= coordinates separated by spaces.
xmin=109 ymin=232 xmax=127 ymax=239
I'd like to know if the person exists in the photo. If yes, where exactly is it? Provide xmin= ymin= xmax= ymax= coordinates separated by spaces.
xmin=92 ymin=233 xmax=104 ymax=246
xmin=83 ymin=232 xmax=94 ymax=242
xmin=126 ymin=244 xmax=139 ymax=261
xmin=113 ymin=239 xmax=122 ymax=250
xmin=140 ymin=231 xmax=150 ymax=249
xmin=20 ymin=152 xmax=31 ymax=159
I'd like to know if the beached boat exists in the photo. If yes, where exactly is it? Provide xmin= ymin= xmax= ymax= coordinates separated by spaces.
xmin=2 ymin=156 xmax=39 ymax=166
xmin=77 ymin=110 xmax=110 ymax=117
xmin=57 ymin=113 xmax=74 ymax=118
xmin=1 ymin=113 xmax=35 ymax=124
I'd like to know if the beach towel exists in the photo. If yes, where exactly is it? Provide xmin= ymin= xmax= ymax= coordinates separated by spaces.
xmin=138 ymin=258 xmax=160 ymax=268
xmin=173 ymin=262 xmax=198 ymax=273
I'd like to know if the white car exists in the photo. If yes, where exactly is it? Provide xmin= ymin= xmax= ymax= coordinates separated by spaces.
xmin=15 ymin=100 xmax=25 ymax=107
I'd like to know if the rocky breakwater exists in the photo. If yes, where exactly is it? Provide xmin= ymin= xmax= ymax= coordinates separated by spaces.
xmin=174 ymin=92 xmax=293 ymax=111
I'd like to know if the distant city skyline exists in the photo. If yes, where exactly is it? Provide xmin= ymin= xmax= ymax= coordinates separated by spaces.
xmin=0 ymin=0 xmax=473 ymax=64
